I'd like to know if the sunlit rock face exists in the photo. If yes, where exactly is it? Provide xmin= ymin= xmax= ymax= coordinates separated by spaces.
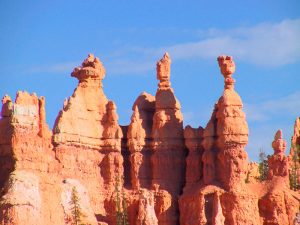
xmin=0 ymin=53 xmax=299 ymax=225
xmin=178 ymin=55 xmax=299 ymax=225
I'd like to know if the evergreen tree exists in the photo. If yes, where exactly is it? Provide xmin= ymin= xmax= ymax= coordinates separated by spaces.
xmin=121 ymin=187 xmax=129 ymax=225
xmin=114 ymin=176 xmax=129 ymax=225
xmin=115 ymin=176 xmax=123 ymax=225
xmin=258 ymin=149 xmax=269 ymax=181
xmin=70 ymin=186 xmax=85 ymax=225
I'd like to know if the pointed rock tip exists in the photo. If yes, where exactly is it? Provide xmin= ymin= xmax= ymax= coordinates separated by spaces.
xmin=157 ymin=52 xmax=171 ymax=65
xmin=163 ymin=52 xmax=170 ymax=58
xmin=107 ymin=100 xmax=116 ymax=110
xmin=140 ymin=91 xmax=152 ymax=96
xmin=162 ymin=52 xmax=171 ymax=61
xmin=138 ymin=92 xmax=155 ymax=101
xmin=83 ymin=53 xmax=94 ymax=65
xmin=87 ymin=53 xmax=94 ymax=58
xmin=217 ymin=55 xmax=233 ymax=62
xmin=1 ymin=94 xmax=12 ymax=104
xmin=132 ymin=92 xmax=155 ymax=111
xmin=131 ymin=105 xmax=140 ymax=119
xmin=72 ymin=53 xmax=105 ymax=80
xmin=274 ymin=129 xmax=283 ymax=140
xmin=82 ymin=53 xmax=103 ymax=67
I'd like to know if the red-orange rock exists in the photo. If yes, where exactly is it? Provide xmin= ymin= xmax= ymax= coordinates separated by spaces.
xmin=127 ymin=92 xmax=155 ymax=189
xmin=151 ymin=53 xmax=186 ymax=224
xmin=202 ymin=105 xmax=218 ymax=185
xmin=61 ymin=179 xmax=98 ymax=225
xmin=179 ymin=55 xmax=300 ymax=225
xmin=259 ymin=188 xmax=298 ymax=225
xmin=53 ymin=54 xmax=110 ymax=149
xmin=1 ymin=95 xmax=13 ymax=117
xmin=1 ymin=53 xmax=299 ymax=225
xmin=247 ymin=162 xmax=260 ymax=183
xmin=184 ymin=125 xmax=204 ymax=186
xmin=103 ymin=101 xmax=123 ymax=150
xmin=291 ymin=117 xmax=300 ymax=152
xmin=0 ymin=171 xmax=43 ymax=225
xmin=268 ymin=130 xmax=290 ymax=182
xmin=128 ymin=106 xmax=146 ymax=190
xmin=216 ymin=55 xmax=249 ymax=192
xmin=179 ymin=185 xmax=226 ymax=225
xmin=136 ymin=189 xmax=158 ymax=225
xmin=0 ymin=92 xmax=63 ymax=225
xmin=290 ymin=118 xmax=300 ymax=188
xmin=257 ymin=130 xmax=296 ymax=225
xmin=156 ymin=52 xmax=171 ymax=89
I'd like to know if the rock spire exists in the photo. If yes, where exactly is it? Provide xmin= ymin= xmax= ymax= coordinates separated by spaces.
xmin=1 ymin=53 xmax=299 ymax=225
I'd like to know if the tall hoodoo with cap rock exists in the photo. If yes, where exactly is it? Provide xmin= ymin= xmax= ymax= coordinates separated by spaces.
xmin=1 ymin=53 xmax=299 ymax=225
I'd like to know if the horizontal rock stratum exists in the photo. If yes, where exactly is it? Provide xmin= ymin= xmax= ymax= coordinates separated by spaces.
xmin=0 ymin=53 xmax=299 ymax=225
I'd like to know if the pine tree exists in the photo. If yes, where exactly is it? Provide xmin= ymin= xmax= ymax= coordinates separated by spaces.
xmin=70 ymin=186 xmax=85 ymax=225
xmin=258 ymin=149 xmax=269 ymax=181
xmin=114 ymin=176 xmax=129 ymax=225
xmin=121 ymin=188 xmax=129 ymax=225
xmin=115 ymin=176 xmax=123 ymax=225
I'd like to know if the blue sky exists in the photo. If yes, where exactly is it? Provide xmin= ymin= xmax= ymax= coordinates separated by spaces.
xmin=1 ymin=0 xmax=300 ymax=161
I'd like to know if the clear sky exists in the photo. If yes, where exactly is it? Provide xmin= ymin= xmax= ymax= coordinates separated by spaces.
xmin=0 ymin=0 xmax=300 ymax=161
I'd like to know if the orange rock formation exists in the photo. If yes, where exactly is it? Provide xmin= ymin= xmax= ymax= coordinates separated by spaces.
xmin=0 ymin=53 xmax=299 ymax=225
xmin=291 ymin=118 xmax=300 ymax=151
xmin=290 ymin=117 xmax=300 ymax=188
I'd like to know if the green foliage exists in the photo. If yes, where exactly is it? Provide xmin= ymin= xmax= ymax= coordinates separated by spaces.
xmin=114 ymin=176 xmax=129 ymax=225
xmin=121 ymin=190 xmax=129 ymax=225
xmin=70 ymin=186 xmax=86 ymax=225
xmin=290 ymin=144 xmax=300 ymax=191
xmin=258 ymin=149 xmax=269 ymax=181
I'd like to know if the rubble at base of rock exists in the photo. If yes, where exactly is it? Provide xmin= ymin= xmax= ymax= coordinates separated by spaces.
xmin=0 ymin=53 xmax=299 ymax=225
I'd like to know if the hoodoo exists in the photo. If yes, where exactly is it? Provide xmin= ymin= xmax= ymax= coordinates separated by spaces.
xmin=0 ymin=53 xmax=299 ymax=225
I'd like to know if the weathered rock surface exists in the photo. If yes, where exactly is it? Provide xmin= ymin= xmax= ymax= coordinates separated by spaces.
xmin=0 ymin=171 xmax=42 ymax=225
xmin=0 ymin=53 xmax=299 ymax=225
xmin=61 ymin=179 xmax=98 ymax=225
xmin=247 ymin=162 xmax=260 ymax=183
xmin=53 ymin=53 xmax=118 ymax=150
xmin=268 ymin=130 xmax=290 ymax=182
xmin=290 ymin=117 xmax=300 ymax=187
xmin=151 ymin=53 xmax=186 ymax=224
xmin=52 ymin=54 xmax=124 ymax=224
xmin=291 ymin=117 xmax=300 ymax=156
xmin=179 ymin=55 xmax=299 ymax=225
xmin=136 ymin=189 xmax=158 ymax=225
xmin=184 ymin=125 xmax=204 ymax=186
xmin=257 ymin=130 xmax=298 ymax=225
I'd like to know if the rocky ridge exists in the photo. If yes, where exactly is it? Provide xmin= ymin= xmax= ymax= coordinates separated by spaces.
xmin=0 ymin=53 xmax=299 ymax=225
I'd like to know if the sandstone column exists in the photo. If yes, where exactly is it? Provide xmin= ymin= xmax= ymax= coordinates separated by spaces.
xmin=151 ymin=53 xmax=186 ymax=225
xmin=215 ymin=55 xmax=249 ymax=192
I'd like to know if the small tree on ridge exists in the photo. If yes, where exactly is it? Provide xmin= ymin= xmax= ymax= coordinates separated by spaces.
xmin=70 ymin=186 xmax=85 ymax=225
xmin=258 ymin=148 xmax=269 ymax=181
